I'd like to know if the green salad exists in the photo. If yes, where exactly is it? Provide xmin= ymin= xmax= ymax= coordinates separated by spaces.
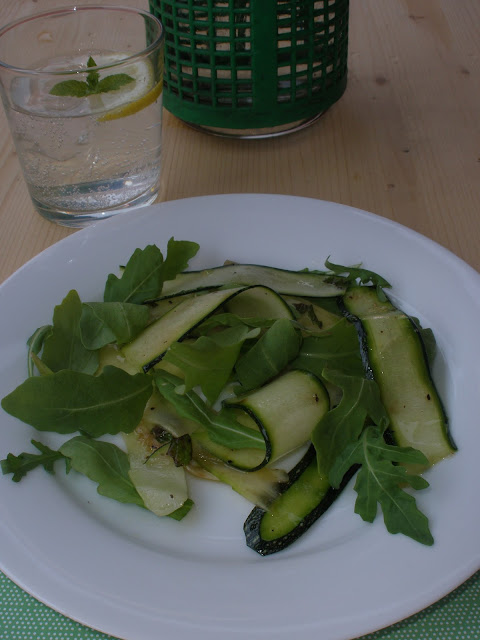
xmin=1 ymin=239 xmax=456 ymax=555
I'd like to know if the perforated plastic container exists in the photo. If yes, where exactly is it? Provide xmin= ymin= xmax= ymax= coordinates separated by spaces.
xmin=149 ymin=0 xmax=349 ymax=137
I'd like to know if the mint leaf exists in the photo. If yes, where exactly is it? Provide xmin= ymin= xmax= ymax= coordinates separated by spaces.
xmin=168 ymin=434 xmax=193 ymax=467
xmin=168 ymin=435 xmax=193 ymax=467
xmin=86 ymin=56 xmax=100 ymax=90
xmin=235 ymin=319 xmax=301 ymax=391
xmin=312 ymin=369 xmax=389 ymax=473
xmin=292 ymin=318 xmax=364 ymax=378
xmin=96 ymin=74 xmax=135 ymax=93
xmin=49 ymin=80 xmax=92 ymax=97
xmin=1 ymin=366 xmax=153 ymax=437
xmin=149 ymin=428 xmax=193 ymax=467
xmin=1 ymin=439 xmax=66 ymax=482
xmin=154 ymin=371 xmax=265 ymax=450
xmin=49 ymin=55 xmax=135 ymax=98
xmin=60 ymin=436 xmax=144 ymax=506
xmin=329 ymin=425 xmax=433 ymax=545
xmin=163 ymin=324 xmax=258 ymax=404
xmin=80 ymin=301 xmax=150 ymax=348
xmin=41 ymin=290 xmax=99 ymax=374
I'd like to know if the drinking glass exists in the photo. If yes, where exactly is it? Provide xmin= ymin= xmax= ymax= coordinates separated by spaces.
xmin=0 ymin=6 xmax=164 ymax=227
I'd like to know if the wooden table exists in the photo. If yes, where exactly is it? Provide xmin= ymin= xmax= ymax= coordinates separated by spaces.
xmin=0 ymin=1 xmax=479 ymax=639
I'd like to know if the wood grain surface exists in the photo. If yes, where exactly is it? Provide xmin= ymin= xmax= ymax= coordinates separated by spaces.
xmin=0 ymin=0 xmax=478 ymax=284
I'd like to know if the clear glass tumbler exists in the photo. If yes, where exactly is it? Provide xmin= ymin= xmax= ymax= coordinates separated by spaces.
xmin=0 ymin=6 xmax=164 ymax=227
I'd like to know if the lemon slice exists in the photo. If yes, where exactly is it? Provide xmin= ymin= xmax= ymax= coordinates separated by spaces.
xmin=98 ymin=79 xmax=163 ymax=121
xmin=92 ymin=53 xmax=162 ymax=121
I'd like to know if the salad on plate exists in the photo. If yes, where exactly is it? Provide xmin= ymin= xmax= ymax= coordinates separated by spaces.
xmin=1 ymin=238 xmax=456 ymax=555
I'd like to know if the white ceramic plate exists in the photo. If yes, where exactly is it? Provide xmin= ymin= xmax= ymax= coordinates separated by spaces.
xmin=0 ymin=194 xmax=479 ymax=640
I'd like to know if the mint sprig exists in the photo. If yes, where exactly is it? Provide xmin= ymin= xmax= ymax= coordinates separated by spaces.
xmin=50 ymin=56 xmax=135 ymax=98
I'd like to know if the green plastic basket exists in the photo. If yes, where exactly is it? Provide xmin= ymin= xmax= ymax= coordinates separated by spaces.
xmin=149 ymin=0 xmax=349 ymax=136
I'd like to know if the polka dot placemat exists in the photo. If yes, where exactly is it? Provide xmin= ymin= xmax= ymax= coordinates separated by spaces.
xmin=0 ymin=570 xmax=478 ymax=640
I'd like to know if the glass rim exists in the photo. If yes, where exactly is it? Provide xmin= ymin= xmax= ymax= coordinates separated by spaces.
xmin=0 ymin=4 xmax=164 ymax=76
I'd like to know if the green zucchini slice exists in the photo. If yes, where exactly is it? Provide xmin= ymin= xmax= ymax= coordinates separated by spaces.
xmin=224 ymin=285 xmax=295 ymax=320
xmin=244 ymin=446 xmax=357 ymax=555
xmin=122 ymin=285 xmax=297 ymax=373
xmin=342 ymin=286 xmax=456 ymax=466
xmin=158 ymin=263 xmax=346 ymax=299
xmin=123 ymin=430 xmax=189 ymax=517
xmin=148 ymin=295 xmax=192 ymax=321
xmin=193 ymin=370 xmax=330 ymax=471
xmin=121 ymin=287 xmax=247 ymax=372
xmin=191 ymin=444 xmax=288 ymax=510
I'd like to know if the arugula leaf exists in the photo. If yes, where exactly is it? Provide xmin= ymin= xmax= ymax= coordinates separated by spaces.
xmin=41 ymin=290 xmax=99 ymax=374
xmin=325 ymin=258 xmax=391 ymax=289
xmin=50 ymin=55 xmax=134 ymax=98
xmin=104 ymin=240 xmax=199 ymax=305
xmin=168 ymin=498 xmax=194 ymax=521
xmin=312 ymin=369 xmax=389 ymax=473
xmin=329 ymin=425 xmax=433 ymax=545
xmin=2 ymin=435 xmax=192 ymax=519
xmin=80 ymin=301 xmax=150 ymax=349
xmin=1 ymin=366 xmax=153 ymax=437
xmin=162 ymin=238 xmax=200 ymax=283
xmin=27 ymin=326 xmax=52 ymax=377
xmin=154 ymin=371 xmax=265 ymax=450
xmin=292 ymin=318 xmax=364 ymax=378
xmin=29 ymin=352 xmax=54 ymax=377
xmin=104 ymin=245 xmax=165 ymax=304
xmin=163 ymin=325 xmax=258 ymax=404
xmin=324 ymin=258 xmax=391 ymax=300
xmin=235 ymin=319 xmax=301 ymax=391
xmin=1 ymin=439 xmax=66 ymax=482
xmin=59 ymin=436 xmax=144 ymax=506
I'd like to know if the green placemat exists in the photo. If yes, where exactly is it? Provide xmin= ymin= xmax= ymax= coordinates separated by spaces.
xmin=0 ymin=569 xmax=478 ymax=640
